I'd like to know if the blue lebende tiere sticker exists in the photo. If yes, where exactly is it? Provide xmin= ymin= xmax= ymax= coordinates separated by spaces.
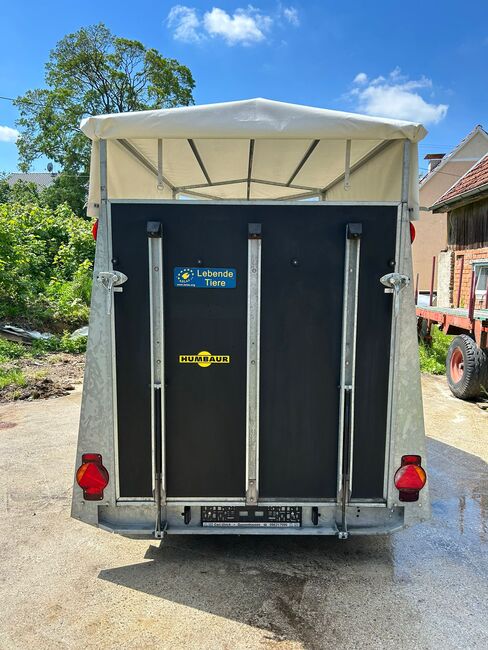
xmin=174 ymin=267 xmax=236 ymax=288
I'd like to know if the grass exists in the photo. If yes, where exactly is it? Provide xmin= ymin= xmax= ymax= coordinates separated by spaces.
xmin=0 ymin=338 xmax=27 ymax=363
xmin=0 ymin=332 xmax=86 ymax=363
xmin=0 ymin=333 xmax=86 ymax=391
xmin=0 ymin=367 xmax=26 ymax=390
xmin=419 ymin=326 xmax=452 ymax=375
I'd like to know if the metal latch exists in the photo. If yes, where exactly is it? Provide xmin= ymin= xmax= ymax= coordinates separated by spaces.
xmin=380 ymin=273 xmax=410 ymax=317
xmin=97 ymin=271 xmax=128 ymax=315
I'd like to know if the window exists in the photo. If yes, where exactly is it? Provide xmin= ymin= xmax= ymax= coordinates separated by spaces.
xmin=475 ymin=265 xmax=488 ymax=298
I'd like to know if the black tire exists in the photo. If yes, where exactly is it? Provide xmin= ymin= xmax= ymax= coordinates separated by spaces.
xmin=446 ymin=335 xmax=488 ymax=400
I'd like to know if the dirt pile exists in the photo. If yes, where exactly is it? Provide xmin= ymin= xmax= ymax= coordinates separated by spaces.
xmin=0 ymin=354 xmax=84 ymax=402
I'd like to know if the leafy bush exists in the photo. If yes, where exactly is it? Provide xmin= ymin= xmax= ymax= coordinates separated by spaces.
xmin=0 ymin=332 xmax=87 ymax=364
xmin=0 ymin=202 xmax=95 ymax=327
xmin=32 ymin=332 xmax=87 ymax=354
xmin=419 ymin=326 xmax=452 ymax=374
xmin=0 ymin=338 xmax=29 ymax=362
xmin=0 ymin=367 xmax=26 ymax=390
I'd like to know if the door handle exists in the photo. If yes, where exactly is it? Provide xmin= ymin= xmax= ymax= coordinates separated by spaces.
xmin=97 ymin=271 xmax=128 ymax=315
xmin=380 ymin=273 xmax=410 ymax=317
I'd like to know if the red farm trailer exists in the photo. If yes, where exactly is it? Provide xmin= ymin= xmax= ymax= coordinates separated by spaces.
xmin=416 ymin=257 xmax=488 ymax=399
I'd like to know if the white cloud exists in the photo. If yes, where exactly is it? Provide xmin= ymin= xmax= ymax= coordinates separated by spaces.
xmin=353 ymin=72 xmax=368 ymax=85
xmin=0 ymin=126 xmax=19 ymax=143
xmin=350 ymin=68 xmax=448 ymax=124
xmin=167 ymin=5 xmax=203 ymax=43
xmin=203 ymin=7 xmax=271 ymax=45
xmin=283 ymin=7 xmax=299 ymax=26
xmin=167 ymin=4 xmax=298 ymax=45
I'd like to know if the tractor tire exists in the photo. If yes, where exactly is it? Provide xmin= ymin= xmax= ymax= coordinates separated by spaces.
xmin=446 ymin=335 xmax=488 ymax=400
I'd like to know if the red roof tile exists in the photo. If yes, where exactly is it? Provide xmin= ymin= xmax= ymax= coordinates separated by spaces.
xmin=433 ymin=153 xmax=488 ymax=207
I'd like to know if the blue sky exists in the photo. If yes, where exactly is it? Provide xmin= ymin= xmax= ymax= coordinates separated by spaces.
xmin=1 ymin=0 xmax=487 ymax=174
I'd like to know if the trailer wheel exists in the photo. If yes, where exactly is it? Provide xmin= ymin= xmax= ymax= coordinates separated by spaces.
xmin=446 ymin=335 xmax=488 ymax=400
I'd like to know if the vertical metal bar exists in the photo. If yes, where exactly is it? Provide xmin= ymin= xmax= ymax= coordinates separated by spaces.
xmin=401 ymin=139 xmax=411 ymax=203
xmin=247 ymin=139 xmax=255 ymax=201
xmin=456 ymin=256 xmax=464 ymax=308
xmin=344 ymin=140 xmax=351 ymax=191
xmin=245 ymin=223 xmax=262 ymax=506
xmin=468 ymin=270 xmax=476 ymax=321
xmin=100 ymin=140 xmax=120 ymax=501
xmin=384 ymin=140 xmax=411 ymax=505
xmin=429 ymin=256 xmax=436 ymax=306
xmin=337 ymin=223 xmax=362 ymax=538
xmin=147 ymin=222 xmax=166 ymax=534
xmin=157 ymin=139 xmax=163 ymax=189
xmin=100 ymin=140 xmax=108 ymax=206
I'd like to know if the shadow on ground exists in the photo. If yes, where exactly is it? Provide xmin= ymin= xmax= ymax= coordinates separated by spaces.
xmin=98 ymin=439 xmax=488 ymax=648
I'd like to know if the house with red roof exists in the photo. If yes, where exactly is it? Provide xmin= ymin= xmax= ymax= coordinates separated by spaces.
xmin=412 ymin=125 xmax=488 ymax=299
xmin=431 ymin=153 xmax=488 ymax=310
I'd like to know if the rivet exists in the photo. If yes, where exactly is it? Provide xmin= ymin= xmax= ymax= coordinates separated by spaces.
xmin=154 ymin=266 xmax=159 ymax=271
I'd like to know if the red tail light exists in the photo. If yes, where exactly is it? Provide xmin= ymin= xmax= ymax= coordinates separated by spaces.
xmin=76 ymin=453 xmax=109 ymax=501
xmin=92 ymin=219 xmax=99 ymax=241
xmin=410 ymin=222 xmax=416 ymax=243
xmin=394 ymin=454 xmax=426 ymax=502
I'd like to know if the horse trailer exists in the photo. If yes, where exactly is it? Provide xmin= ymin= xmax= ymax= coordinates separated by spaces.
xmin=72 ymin=98 xmax=429 ymax=538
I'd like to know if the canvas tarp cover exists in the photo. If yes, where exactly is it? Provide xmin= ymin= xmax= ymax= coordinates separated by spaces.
xmin=80 ymin=98 xmax=427 ymax=217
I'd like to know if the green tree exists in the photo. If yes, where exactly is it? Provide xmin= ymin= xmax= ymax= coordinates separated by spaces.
xmin=9 ymin=180 xmax=40 ymax=204
xmin=0 ymin=178 xmax=40 ymax=205
xmin=15 ymin=22 xmax=195 ymax=182
xmin=40 ymin=173 xmax=88 ymax=217
xmin=0 ymin=175 xmax=11 ymax=203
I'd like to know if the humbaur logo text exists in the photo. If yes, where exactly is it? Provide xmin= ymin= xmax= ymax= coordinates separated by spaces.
xmin=179 ymin=351 xmax=231 ymax=368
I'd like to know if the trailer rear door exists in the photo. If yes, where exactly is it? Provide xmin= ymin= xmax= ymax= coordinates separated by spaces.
xmin=110 ymin=202 xmax=397 ymax=502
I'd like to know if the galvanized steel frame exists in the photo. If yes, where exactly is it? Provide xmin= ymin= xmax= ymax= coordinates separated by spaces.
xmin=245 ymin=231 xmax=262 ymax=505
xmin=336 ymin=224 xmax=361 ymax=536
xmin=148 ymin=232 xmax=166 ymax=507
xmin=74 ymin=133 xmax=428 ymax=532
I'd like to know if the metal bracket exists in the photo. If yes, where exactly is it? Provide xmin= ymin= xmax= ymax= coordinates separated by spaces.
xmin=246 ymin=479 xmax=257 ymax=505
xmin=97 ymin=271 xmax=128 ymax=315
xmin=380 ymin=273 xmax=410 ymax=317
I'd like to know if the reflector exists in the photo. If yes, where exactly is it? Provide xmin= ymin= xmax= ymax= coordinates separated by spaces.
xmin=410 ymin=222 xmax=416 ymax=243
xmin=92 ymin=219 xmax=99 ymax=241
xmin=394 ymin=455 xmax=426 ymax=502
xmin=76 ymin=453 xmax=109 ymax=500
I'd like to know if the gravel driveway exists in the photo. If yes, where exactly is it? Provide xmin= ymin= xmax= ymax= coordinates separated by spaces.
xmin=0 ymin=376 xmax=486 ymax=649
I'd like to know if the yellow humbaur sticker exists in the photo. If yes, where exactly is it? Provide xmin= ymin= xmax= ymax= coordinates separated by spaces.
xmin=179 ymin=351 xmax=230 ymax=368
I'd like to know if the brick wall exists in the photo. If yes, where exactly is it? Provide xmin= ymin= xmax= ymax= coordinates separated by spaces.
xmin=452 ymin=247 xmax=488 ymax=309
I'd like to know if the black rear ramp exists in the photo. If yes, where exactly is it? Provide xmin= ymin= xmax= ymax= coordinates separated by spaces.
xmin=111 ymin=202 xmax=397 ymax=500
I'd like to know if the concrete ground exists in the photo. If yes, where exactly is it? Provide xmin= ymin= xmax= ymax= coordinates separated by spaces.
xmin=0 ymin=375 xmax=486 ymax=650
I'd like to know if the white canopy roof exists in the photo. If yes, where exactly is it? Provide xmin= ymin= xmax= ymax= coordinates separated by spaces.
xmin=82 ymin=98 xmax=426 ymax=216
